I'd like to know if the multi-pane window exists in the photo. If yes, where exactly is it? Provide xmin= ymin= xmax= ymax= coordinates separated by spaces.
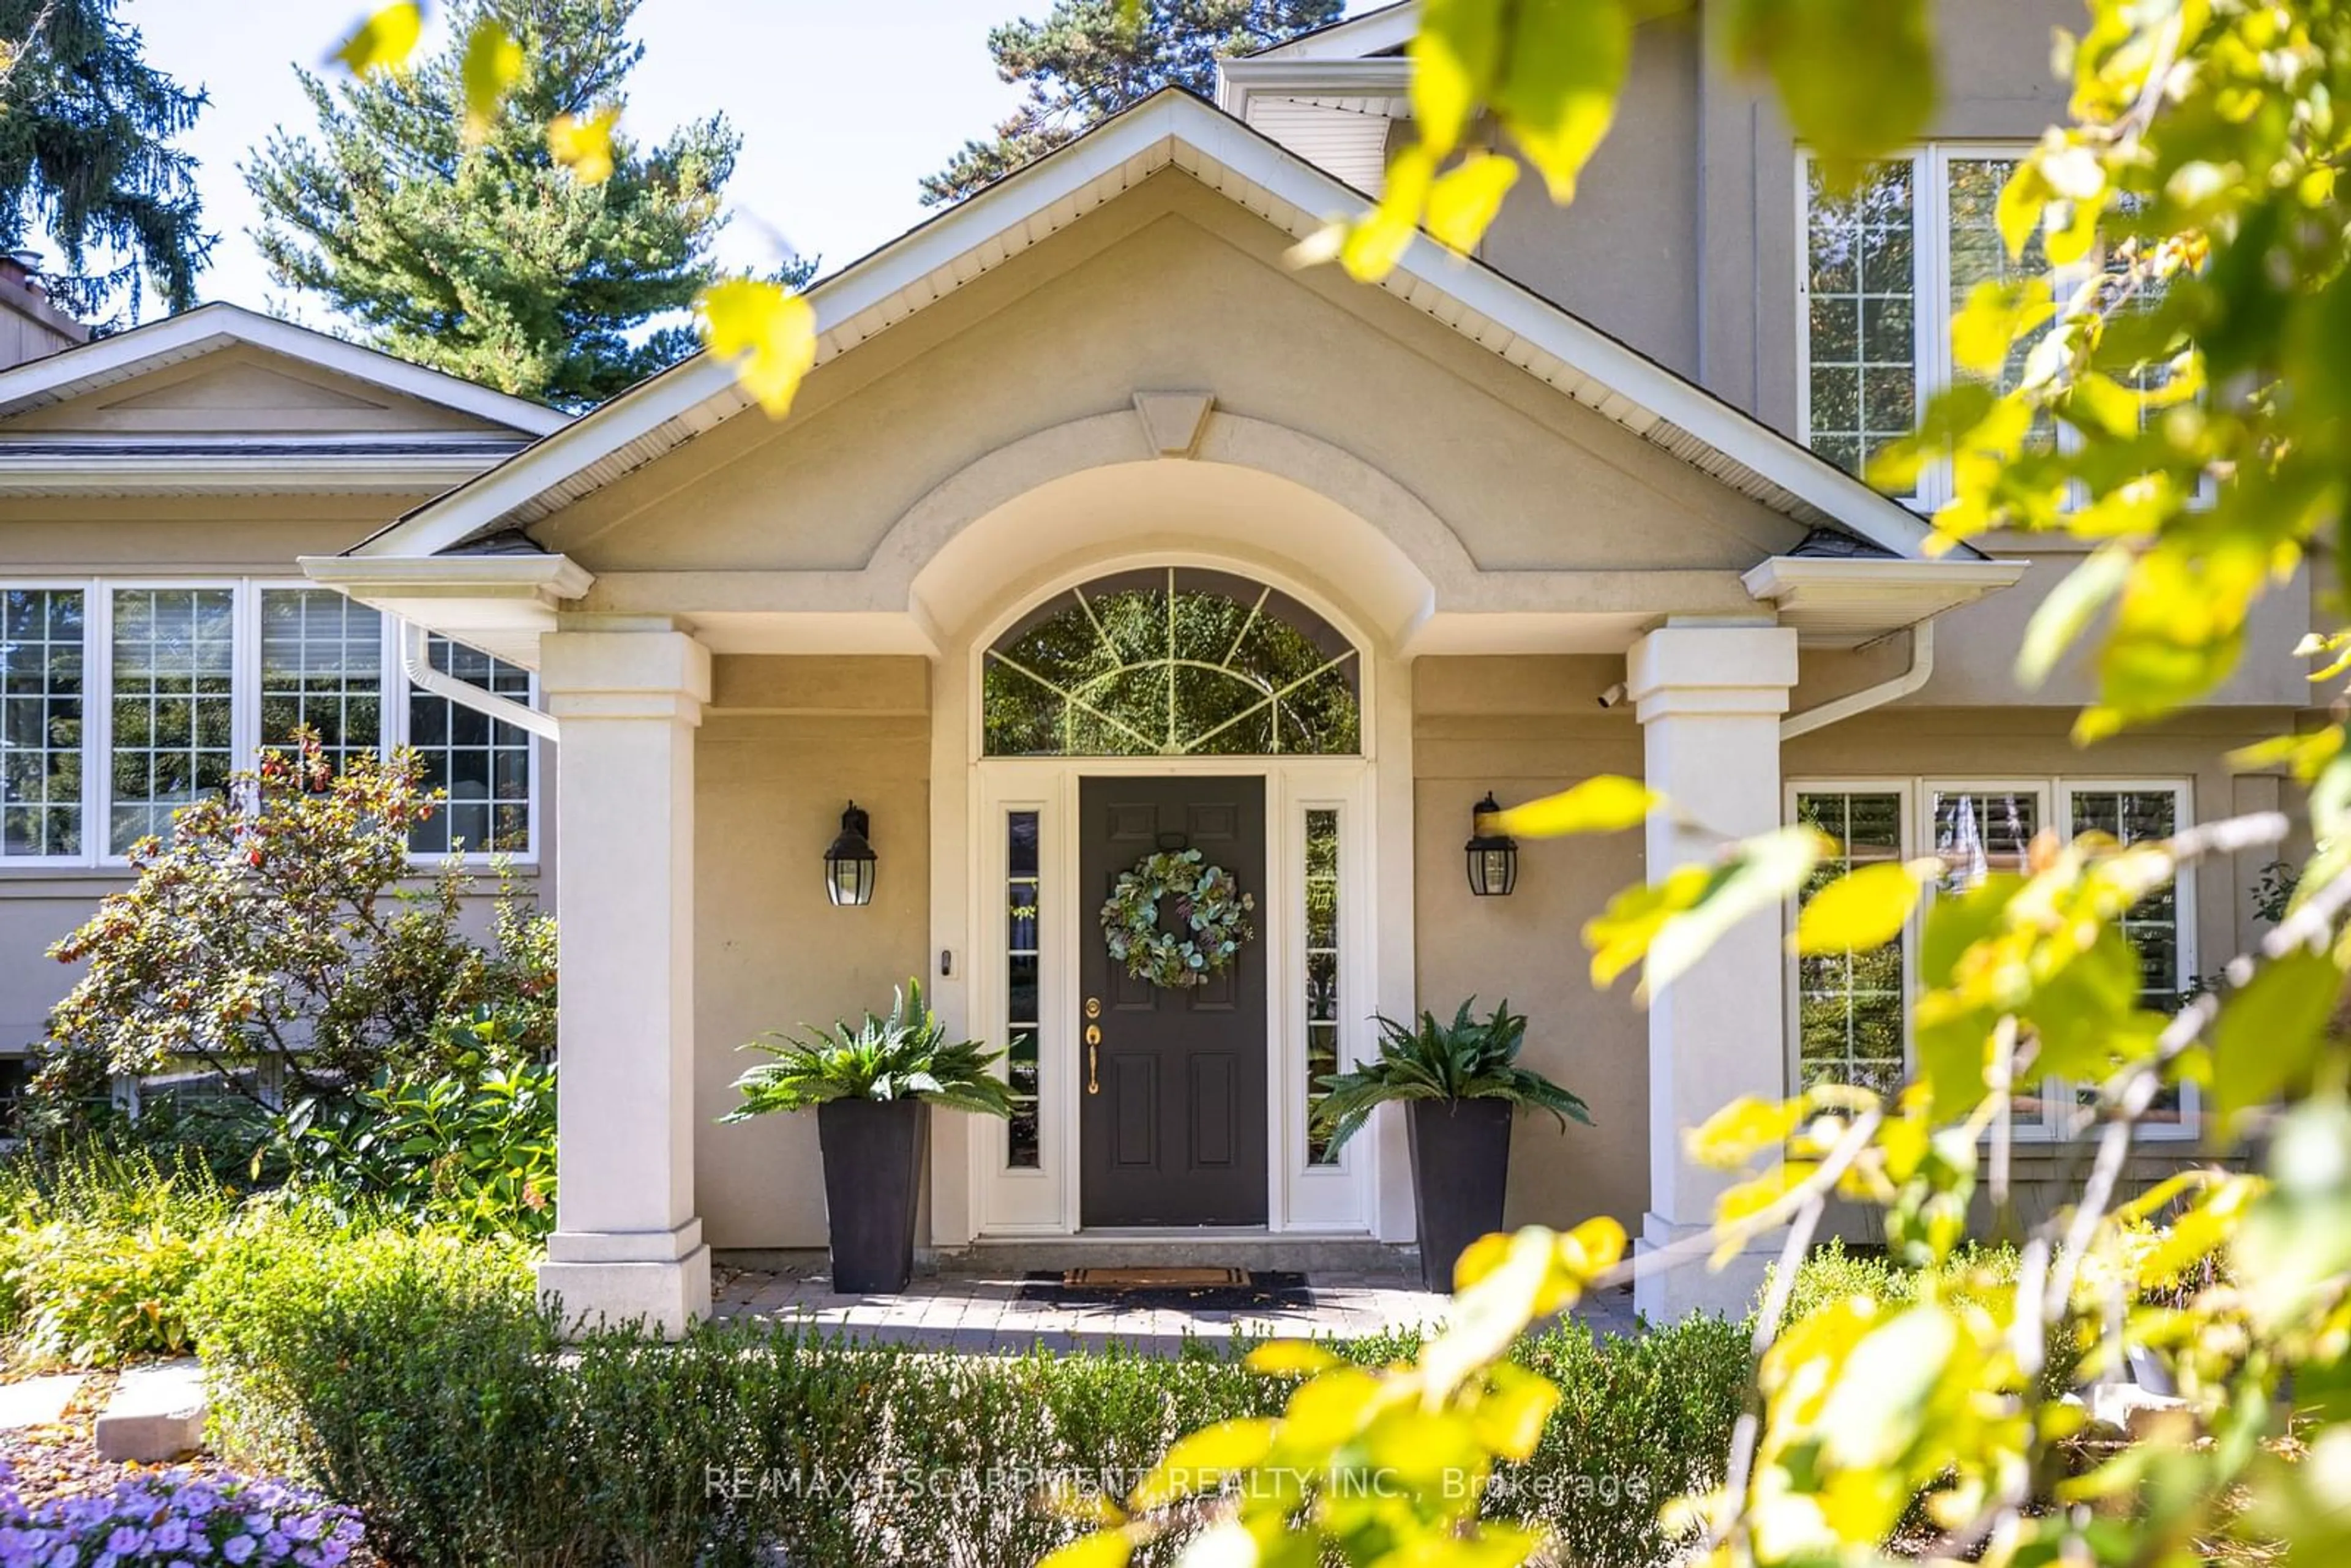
xmin=1005 ymin=810 xmax=1041 ymax=1169
xmin=1788 ymin=778 xmax=2197 ymax=1137
xmin=259 ymin=589 xmax=383 ymax=771
xmin=1802 ymin=158 xmax=1919 ymax=481
xmin=0 ymin=588 xmax=86 ymax=860
xmin=405 ymin=636 xmax=534 ymax=856
xmin=108 ymin=587 xmax=236 ymax=853
xmin=1793 ymin=792 xmax=1907 ymax=1100
xmin=1801 ymin=146 xmax=2076 ymax=503
xmin=1304 ymin=808 xmax=1341 ymax=1164
xmin=0 ymin=580 xmax=536 ymax=865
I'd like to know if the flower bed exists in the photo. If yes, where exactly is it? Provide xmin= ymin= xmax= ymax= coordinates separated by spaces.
xmin=0 ymin=1462 xmax=366 ymax=1567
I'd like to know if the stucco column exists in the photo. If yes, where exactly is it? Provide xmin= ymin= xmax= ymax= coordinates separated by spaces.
xmin=1627 ymin=623 xmax=1798 ymax=1322
xmin=536 ymin=626 xmax=713 ymax=1337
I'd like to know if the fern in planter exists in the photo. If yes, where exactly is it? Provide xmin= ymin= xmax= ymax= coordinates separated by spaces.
xmin=720 ymin=980 xmax=1014 ymax=1121
xmin=1311 ymin=997 xmax=1591 ymax=1152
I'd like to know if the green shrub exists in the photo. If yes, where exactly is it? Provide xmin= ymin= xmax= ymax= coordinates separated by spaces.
xmin=189 ymin=1214 xmax=559 ymax=1566
xmin=0 ymin=1146 xmax=233 ymax=1366
xmin=275 ymin=1007 xmax=558 ymax=1239
xmin=192 ymin=1223 xmax=1750 ymax=1568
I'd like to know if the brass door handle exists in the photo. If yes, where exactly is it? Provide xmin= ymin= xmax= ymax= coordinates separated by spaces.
xmin=1085 ymin=1023 xmax=1101 ymax=1094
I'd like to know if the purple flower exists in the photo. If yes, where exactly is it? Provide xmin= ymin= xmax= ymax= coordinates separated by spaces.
xmin=152 ymin=1520 xmax=189 ymax=1553
xmin=220 ymin=1538 xmax=254 ymax=1566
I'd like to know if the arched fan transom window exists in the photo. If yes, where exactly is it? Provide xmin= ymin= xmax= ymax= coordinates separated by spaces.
xmin=982 ymin=568 xmax=1362 ymax=757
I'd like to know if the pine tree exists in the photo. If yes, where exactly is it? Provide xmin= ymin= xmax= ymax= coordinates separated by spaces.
xmin=247 ymin=0 xmax=768 ymax=408
xmin=0 ymin=0 xmax=213 ymax=328
xmin=923 ymin=0 xmax=1342 ymax=206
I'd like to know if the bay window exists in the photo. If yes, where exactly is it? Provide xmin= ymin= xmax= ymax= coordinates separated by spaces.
xmin=1790 ymin=777 xmax=2197 ymax=1138
xmin=0 ymin=578 xmax=536 ymax=867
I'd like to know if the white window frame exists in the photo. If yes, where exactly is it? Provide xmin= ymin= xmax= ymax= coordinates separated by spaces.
xmin=388 ymin=629 xmax=543 ymax=866
xmin=1786 ymin=775 xmax=2200 ymax=1141
xmin=1798 ymin=142 xmax=2074 ymax=511
xmin=0 ymin=576 xmax=538 ymax=871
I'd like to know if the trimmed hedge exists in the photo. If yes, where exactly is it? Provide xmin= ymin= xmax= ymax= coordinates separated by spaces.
xmin=189 ymin=1222 xmax=1752 ymax=1568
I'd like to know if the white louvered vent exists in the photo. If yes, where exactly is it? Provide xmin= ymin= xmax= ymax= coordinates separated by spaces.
xmin=1240 ymin=98 xmax=1390 ymax=195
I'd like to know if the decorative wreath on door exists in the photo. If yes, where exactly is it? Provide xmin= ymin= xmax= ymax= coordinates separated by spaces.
xmin=1100 ymin=848 xmax=1257 ymax=988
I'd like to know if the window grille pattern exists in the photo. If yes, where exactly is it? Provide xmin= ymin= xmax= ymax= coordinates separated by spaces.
xmin=984 ymin=568 xmax=1360 ymax=757
xmin=1 ymin=588 xmax=84 ymax=858
xmin=109 ymin=587 xmax=235 ymax=853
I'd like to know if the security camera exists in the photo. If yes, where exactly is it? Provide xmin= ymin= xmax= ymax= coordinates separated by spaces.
xmin=1597 ymin=681 xmax=1628 ymax=710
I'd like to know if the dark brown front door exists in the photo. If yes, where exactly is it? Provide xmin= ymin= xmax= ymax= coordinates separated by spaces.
xmin=1079 ymin=776 xmax=1269 ymax=1227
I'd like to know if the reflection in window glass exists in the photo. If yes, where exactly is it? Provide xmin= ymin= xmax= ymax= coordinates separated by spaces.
xmin=2071 ymin=788 xmax=2186 ymax=1127
xmin=983 ymin=568 xmax=1360 ymax=757
xmin=407 ymin=636 xmax=533 ymax=855
xmin=259 ymin=588 xmax=383 ymax=771
xmin=1305 ymin=809 xmax=1341 ymax=1164
xmin=1932 ymin=789 xmax=2039 ymax=891
xmin=1794 ymin=792 xmax=1907 ymax=1100
xmin=1 ymin=588 xmax=84 ymax=858
xmin=110 ymin=587 xmax=235 ymax=853
xmin=1804 ymin=160 xmax=1918 ymax=481
xmin=1007 ymin=811 xmax=1041 ymax=1169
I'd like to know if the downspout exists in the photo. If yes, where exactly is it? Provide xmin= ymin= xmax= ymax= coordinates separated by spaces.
xmin=402 ymin=621 xmax=560 ymax=742
xmin=1779 ymin=618 xmax=1935 ymax=741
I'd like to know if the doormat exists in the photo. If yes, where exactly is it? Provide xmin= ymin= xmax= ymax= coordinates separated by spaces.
xmin=1019 ymin=1269 xmax=1313 ymax=1311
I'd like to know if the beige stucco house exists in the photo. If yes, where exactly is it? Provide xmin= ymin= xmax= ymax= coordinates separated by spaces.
xmin=0 ymin=2 xmax=2317 ymax=1331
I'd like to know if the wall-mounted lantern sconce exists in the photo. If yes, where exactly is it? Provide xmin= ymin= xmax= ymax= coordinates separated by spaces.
xmin=1464 ymin=792 xmax=1518 ymax=898
xmin=825 ymin=801 xmax=877 ymax=907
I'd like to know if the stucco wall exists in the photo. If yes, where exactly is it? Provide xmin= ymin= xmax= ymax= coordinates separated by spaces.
xmin=1475 ymin=15 xmax=1704 ymax=380
xmin=1411 ymin=656 xmax=1654 ymax=1237
xmin=538 ymin=172 xmax=1804 ymax=581
xmin=692 ymin=656 xmax=932 ymax=1250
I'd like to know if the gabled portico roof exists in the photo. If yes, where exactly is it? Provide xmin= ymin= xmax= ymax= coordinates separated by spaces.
xmin=345 ymin=88 xmax=1979 ymax=569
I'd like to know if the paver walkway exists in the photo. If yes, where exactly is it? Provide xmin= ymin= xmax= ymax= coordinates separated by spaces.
xmin=713 ymin=1261 xmax=1640 ymax=1354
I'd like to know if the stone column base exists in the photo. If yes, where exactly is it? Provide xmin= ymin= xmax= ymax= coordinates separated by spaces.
xmin=539 ymin=1220 xmax=712 ymax=1338
xmin=1632 ymin=1212 xmax=1777 ymax=1324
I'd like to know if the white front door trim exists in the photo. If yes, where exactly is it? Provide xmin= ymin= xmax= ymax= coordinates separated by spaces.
xmin=966 ymin=756 xmax=1380 ymax=1236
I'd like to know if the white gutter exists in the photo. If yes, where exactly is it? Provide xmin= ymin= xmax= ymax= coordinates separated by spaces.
xmin=402 ymin=622 xmax=560 ymax=742
xmin=1779 ymin=619 xmax=1935 ymax=741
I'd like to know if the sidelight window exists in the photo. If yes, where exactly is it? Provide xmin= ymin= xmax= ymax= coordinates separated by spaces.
xmin=1005 ymin=810 xmax=1042 ymax=1168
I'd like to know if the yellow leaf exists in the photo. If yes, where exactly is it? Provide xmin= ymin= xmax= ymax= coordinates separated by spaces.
xmin=1689 ymin=1095 xmax=1805 ymax=1169
xmin=1037 ymin=1531 xmax=1133 ymax=1568
xmin=1793 ymin=861 xmax=1925 ymax=955
xmin=1340 ymin=149 xmax=1434 ymax=282
xmin=1949 ymin=276 xmax=2053 ymax=378
xmin=1281 ymin=1366 xmax=1384 ymax=1449
xmin=1426 ymin=150 xmax=1520 ymax=254
xmin=330 ymin=2 xmax=423 ymax=78
xmin=1643 ymin=826 xmax=1830 ymax=999
xmin=548 ymin=105 xmax=621 ymax=186
xmin=1491 ymin=775 xmax=1659 ymax=838
xmin=1127 ymin=1416 xmax=1275 ymax=1511
xmin=1452 ymin=1229 xmax=1515 ymax=1291
xmin=697 ymin=279 xmax=819 ymax=419
xmin=1408 ymin=0 xmax=1503 ymax=162
xmin=1583 ymin=863 xmax=1715 ymax=988
xmin=2017 ymin=544 xmax=2131 ymax=689
xmin=1243 ymin=1340 xmax=1337 ymax=1376
xmin=459 ymin=18 xmax=524 ymax=144
xmin=1490 ymin=0 xmax=1630 ymax=204
xmin=1556 ymin=1215 xmax=1627 ymax=1279
xmin=1472 ymin=1363 xmax=1561 ymax=1461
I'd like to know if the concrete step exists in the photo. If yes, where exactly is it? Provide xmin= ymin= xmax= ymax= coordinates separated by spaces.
xmin=94 ymin=1358 xmax=208 ymax=1463
xmin=0 ymin=1373 xmax=83 ymax=1430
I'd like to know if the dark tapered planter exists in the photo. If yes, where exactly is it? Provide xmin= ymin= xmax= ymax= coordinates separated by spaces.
xmin=816 ymin=1098 xmax=926 ymax=1294
xmin=1408 ymin=1098 xmax=1514 ymax=1293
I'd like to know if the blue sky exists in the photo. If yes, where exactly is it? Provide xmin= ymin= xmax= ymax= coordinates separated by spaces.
xmin=116 ymin=0 xmax=1103 ymax=320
